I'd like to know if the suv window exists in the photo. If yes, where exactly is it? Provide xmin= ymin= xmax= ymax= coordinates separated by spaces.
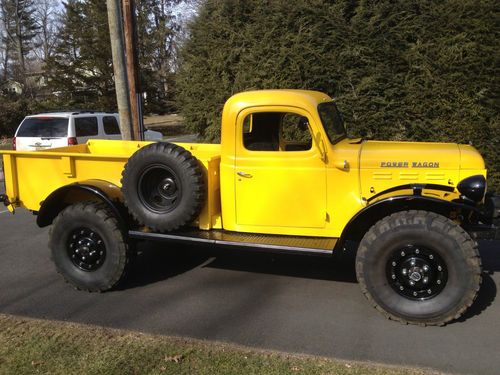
xmin=17 ymin=117 xmax=68 ymax=137
xmin=75 ymin=117 xmax=98 ymax=137
xmin=243 ymin=112 xmax=312 ymax=152
xmin=103 ymin=116 xmax=120 ymax=135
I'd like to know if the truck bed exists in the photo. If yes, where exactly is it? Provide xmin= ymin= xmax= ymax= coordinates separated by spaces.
xmin=0 ymin=140 xmax=222 ymax=229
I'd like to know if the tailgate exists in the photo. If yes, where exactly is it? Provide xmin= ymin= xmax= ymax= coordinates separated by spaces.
xmin=16 ymin=136 xmax=68 ymax=151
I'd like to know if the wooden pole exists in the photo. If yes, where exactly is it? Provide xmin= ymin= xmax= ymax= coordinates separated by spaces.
xmin=106 ymin=0 xmax=133 ymax=140
xmin=122 ymin=0 xmax=142 ymax=141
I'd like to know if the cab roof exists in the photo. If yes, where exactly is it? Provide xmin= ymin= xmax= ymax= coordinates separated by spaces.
xmin=224 ymin=89 xmax=333 ymax=114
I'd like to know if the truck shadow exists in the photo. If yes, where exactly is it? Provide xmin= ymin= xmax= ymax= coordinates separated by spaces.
xmin=117 ymin=241 xmax=212 ymax=290
xmin=458 ymin=240 xmax=500 ymax=322
xmin=119 ymin=239 xmax=498 ymax=323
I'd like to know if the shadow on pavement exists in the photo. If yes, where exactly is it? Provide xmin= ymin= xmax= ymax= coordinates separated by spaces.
xmin=119 ymin=240 xmax=498 ymax=292
xmin=205 ymin=251 xmax=357 ymax=283
xmin=457 ymin=273 xmax=496 ymax=323
xmin=456 ymin=241 xmax=500 ymax=322
xmin=117 ymin=241 xmax=211 ymax=290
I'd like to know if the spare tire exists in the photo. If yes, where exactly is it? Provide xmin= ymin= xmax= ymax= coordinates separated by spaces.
xmin=121 ymin=142 xmax=205 ymax=232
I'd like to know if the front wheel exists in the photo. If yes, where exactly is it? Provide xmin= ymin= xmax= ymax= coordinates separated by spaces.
xmin=49 ymin=202 xmax=129 ymax=292
xmin=356 ymin=210 xmax=482 ymax=326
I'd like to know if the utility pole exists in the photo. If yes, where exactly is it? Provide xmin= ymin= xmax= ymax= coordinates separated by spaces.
xmin=122 ymin=0 xmax=143 ymax=141
xmin=106 ymin=0 xmax=133 ymax=140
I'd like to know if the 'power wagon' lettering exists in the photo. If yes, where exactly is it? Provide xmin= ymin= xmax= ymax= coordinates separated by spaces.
xmin=380 ymin=161 xmax=440 ymax=168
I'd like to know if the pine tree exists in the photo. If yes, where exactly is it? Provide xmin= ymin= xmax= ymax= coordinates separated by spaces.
xmin=45 ymin=0 xmax=116 ymax=110
xmin=136 ymin=0 xmax=181 ymax=113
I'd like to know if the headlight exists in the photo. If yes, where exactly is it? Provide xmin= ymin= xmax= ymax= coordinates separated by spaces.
xmin=457 ymin=175 xmax=486 ymax=202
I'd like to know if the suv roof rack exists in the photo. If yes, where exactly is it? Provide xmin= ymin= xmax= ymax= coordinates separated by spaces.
xmin=34 ymin=110 xmax=117 ymax=115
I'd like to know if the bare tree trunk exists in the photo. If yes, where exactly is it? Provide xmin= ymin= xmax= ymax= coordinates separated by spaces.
xmin=1 ymin=1 xmax=10 ymax=80
xmin=14 ymin=0 xmax=25 ymax=82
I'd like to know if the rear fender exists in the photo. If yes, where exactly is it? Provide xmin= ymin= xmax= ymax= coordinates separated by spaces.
xmin=36 ymin=179 xmax=128 ymax=229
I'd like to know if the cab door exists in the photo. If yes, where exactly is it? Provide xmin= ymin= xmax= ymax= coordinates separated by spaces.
xmin=234 ymin=107 xmax=327 ymax=231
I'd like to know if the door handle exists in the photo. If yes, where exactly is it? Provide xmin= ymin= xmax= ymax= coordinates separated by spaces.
xmin=237 ymin=171 xmax=253 ymax=178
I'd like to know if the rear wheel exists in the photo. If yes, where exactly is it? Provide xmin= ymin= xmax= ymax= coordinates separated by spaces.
xmin=49 ymin=202 xmax=129 ymax=292
xmin=356 ymin=210 xmax=481 ymax=325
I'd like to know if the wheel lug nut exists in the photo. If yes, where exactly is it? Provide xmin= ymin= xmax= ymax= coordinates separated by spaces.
xmin=427 ymin=289 xmax=432 ymax=294
xmin=423 ymin=277 xmax=429 ymax=284
xmin=410 ymin=260 xmax=416 ymax=266
xmin=429 ymin=254 xmax=434 ymax=259
xmin=75 ymin=249 xmax=79 ymax=253
xmin=400 ymin=286 xmax=404 ymax=291
xmin=409 ymin=281 xmax=415 ymax=286
xmin=415 ymin=249 xmax=420 ymax=254
xmin=437 ymin=280 xmax=441 ymax=285
xmin=402 ymin=268 xmax=407 ymax=275
xmin=413 ymin=292 xmax=418 ymax=297
xmin=401 ymin=251 xmax=405 ymax=256
xmin=392 ymin=274 xmax=396 ymax=279
xmin=80 ymin=230 xmax=85 ymax=235
xmin=437 ymin=266 xmax=442 ymax=271
xmin=392 ymin=261 xmax=396 ymax=266
xmin=423 ymin=265 xmax=429 ymax=272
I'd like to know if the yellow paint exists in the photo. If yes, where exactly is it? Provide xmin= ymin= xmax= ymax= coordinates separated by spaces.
xmin=0 ymin=90 xmax=489 ymax=237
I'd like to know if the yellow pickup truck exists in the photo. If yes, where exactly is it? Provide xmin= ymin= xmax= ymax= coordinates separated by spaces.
xmin=1 ymin=90 xmax=498 ymax=326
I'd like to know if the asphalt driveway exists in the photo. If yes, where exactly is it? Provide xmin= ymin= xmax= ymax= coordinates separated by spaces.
xmin=0 ymin=185 xmax=499 ymax=375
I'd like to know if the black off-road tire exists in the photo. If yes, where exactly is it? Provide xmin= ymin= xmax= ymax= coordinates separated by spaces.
xmin=356 ymin=210 xmax=481 ymax=326
xmin=49 ymin=202 xmax=129 ymax=292
xmin=121 ymin=142 xmax=205 ymax=232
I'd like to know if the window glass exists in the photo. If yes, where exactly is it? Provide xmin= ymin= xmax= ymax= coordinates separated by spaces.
xmin=75 ymin=117 xmax=98 ymax=137
xmin=243 ymin=112 xmax=312 ymax=152
xmin=103 ymin=116 xmax=120 ymax=135
xmin=281 ymin=113 xmax=312 ymax=144
xmin=17 ymin=117 xmax=68 ymax=137
xmin=317 ymin=102 xmax=346 ymax=144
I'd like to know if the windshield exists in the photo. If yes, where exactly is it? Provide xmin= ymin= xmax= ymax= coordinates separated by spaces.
xmin=17 ymin=117 xmax=68 ymax=137
xmin=317 ymin=102 xmax=346 ymax=144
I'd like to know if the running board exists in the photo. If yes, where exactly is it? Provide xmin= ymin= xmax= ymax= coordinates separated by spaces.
xmin=129 ymin=229 xmax=337 ymax=256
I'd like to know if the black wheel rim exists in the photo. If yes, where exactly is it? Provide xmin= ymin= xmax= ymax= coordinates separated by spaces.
xmin=386 ymin=244 xmax=448 ymax=300
xmin=137 ymin=164 xmax=181 ymax=214
xmin=67 ymin=228 xmax=106 ymax=272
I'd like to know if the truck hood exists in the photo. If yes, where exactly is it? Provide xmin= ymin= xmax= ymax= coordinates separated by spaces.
xmin=359 ymin=140 xmax=461 ymax=170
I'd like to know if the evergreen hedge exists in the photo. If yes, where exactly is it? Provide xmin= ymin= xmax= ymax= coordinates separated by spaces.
xmin=177 ymin=0 xmax=499 ymax=190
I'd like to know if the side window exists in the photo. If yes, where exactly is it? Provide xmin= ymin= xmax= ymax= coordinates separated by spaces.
xmin=75 ymin=117 xmax=98 ymax=137
xmin=103 ymin=116 xmax=120 ymax=135
xmin=243 ymin=112 xmax=312 ymax=152
xmin=281 ymin=113 xmax=312 ymax=149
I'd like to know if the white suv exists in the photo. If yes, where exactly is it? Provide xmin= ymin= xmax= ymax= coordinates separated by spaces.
xmin=13 ymin=112 xmax=163 ymax=151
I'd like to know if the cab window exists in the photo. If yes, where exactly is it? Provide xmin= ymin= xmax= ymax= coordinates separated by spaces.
xmin=243 ymin=112 xmax=312 ymax=152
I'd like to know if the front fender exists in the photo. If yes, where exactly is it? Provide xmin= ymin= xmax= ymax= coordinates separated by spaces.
xmin=36 ymin=179 xmax=128 ymax=229
xmin=337 ymin=194 xmax=486 ymax=247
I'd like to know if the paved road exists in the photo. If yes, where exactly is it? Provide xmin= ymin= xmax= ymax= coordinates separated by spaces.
xmin=0 ymin=190 xmax=499 ymax=374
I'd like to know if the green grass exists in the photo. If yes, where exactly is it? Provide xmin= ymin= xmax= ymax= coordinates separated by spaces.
xmin=0 ymin=143 xmax=11 ymax=150
xmin=0 ymin=314 xmax=441 ymax=375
